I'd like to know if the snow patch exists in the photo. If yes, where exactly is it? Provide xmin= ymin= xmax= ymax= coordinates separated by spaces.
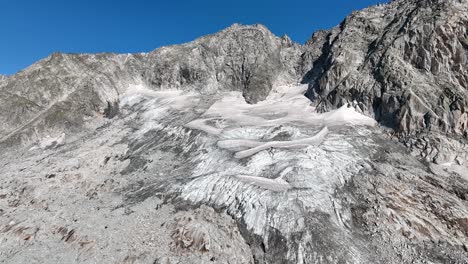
xmin=186 ymin=84 xmax=376 ymax=136
xmin=32 ymin=133 xmax=66 ymax=150
xmin=185 ymin=119 xmax=222 ymax=135
xmin=121 ymin=83 xmax=197 ymax=110
xmin=227 ymin=127 xmax=328 ymax=159
xmin=235 ymin=175 xmax=291 ymax=192
xmin=120 ymin=83 xmax=199 ymax=137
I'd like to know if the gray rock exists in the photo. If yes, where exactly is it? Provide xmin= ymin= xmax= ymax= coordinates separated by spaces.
xmin=141 ymin=24 xmax=302 ymax=103
xmin=301 ymin=0 xmax=468 ymax=158
xmin=0 ymin=53 xmax=143 ymax=146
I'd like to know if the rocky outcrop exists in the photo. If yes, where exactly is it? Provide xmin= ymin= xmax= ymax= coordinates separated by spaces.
xmin=302 ymin=0 xmax=468 ymax=161
xmin=141 ymin=24 xmax=302 ymax=103
xmin=402 ymin=132 xmax=468 ymax=164
xmin=0 ymin=53 xmax=144 ymax=145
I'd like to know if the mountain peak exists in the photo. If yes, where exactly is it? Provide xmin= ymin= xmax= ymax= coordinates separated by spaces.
xmin=223 ymin=22 xmax=272 ymax=32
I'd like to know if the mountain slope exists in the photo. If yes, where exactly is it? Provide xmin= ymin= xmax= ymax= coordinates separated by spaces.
xmin=0 ymin=53 xmax=143 ymax=145
xmin=302 ymin=0 xmax=468 ymax=163
xmin=0 ymin=1 xmax=468 ymax=264
xmin=0 ymin=24 xmax=302 ymax=147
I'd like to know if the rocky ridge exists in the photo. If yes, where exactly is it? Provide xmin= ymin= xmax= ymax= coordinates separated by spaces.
xmin=0 ymin=24 xmax=302 ymax=147
xmin=302 ymin=0 xmax=468 ymax=163
xmin=141 ymin=24 xmax=303 ymax=103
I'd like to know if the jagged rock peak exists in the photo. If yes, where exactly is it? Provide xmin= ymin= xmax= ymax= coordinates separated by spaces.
xmin=142 ymin=23 xmax=303 ymax=103
xmin=302 ymin=0 xmax=468 ymax=160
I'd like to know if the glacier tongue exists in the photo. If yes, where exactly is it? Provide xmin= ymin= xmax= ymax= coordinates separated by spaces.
xmin=165 ymin=84 xmax=380 ymax=262
xmin=120 ymin=83 xmax=467 ymax=263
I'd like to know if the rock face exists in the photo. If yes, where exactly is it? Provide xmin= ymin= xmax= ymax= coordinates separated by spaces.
xmin=142 ymin=24 xmax=302 ymax=103
xmin=0 ymin=53 xmax=142 ymax=145
xmin=302 ymin=0 xmax=468 ymax=162
xmin=1 ymin=1 xmax=468 ymax=264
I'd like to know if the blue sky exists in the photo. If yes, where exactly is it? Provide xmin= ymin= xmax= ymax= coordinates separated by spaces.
xmin=0 ymin=0 xmax=387 ymax=75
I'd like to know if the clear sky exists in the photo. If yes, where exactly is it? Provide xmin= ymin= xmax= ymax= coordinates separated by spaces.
xmin=0 ymin=0 xmax=388 ymax=75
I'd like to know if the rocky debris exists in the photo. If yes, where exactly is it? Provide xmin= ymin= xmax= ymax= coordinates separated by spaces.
xmin=344 ymin=152 xmax=468 ymax=263
xmin=165 ymin=206 xmax=253 ymax=264
xmin=401 ymin=132 xmax=468 ymax=164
